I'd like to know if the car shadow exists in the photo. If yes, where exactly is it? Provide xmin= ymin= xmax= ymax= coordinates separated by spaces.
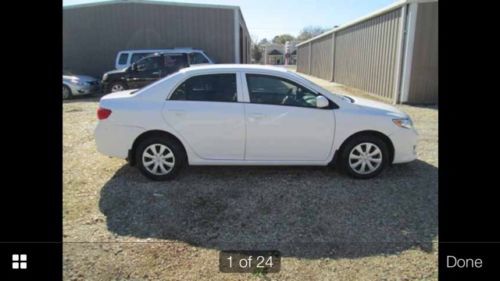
xmin=401 ymin=104 xmax=438 ymax=111
xmin=99 ymin=160 xmax=437 ymax=259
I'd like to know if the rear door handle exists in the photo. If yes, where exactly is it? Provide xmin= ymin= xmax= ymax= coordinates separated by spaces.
xmin=170 ymin=109 xmax=186 ymax=117
xmin=248 ymin=113 xmax=265 ymax=121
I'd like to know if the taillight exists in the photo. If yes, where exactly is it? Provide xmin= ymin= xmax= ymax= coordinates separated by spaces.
xmin=97 ymin=107 xmax=112 ymax=120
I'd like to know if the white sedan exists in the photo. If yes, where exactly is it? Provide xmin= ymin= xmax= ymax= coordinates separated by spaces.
xmin=95 ymin=65 xmax=417 ymax=180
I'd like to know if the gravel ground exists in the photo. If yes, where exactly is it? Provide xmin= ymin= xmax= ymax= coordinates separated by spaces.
xmin=63 ymin=73 xmax=438 ymax=280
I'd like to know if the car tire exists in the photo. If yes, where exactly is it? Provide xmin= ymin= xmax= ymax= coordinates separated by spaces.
xmin=63 ymin=85 xmax=72 ymax=100
xmin=109 ymin=82 xmax=127 ymax=93
xmin=339 ymin=134 xmax=389 ymax=179
xmin=135 ymin=136 xmax=186 ymax=181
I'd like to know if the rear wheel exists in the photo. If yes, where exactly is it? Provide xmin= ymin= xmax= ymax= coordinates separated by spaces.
xmin=339 ymin=135 xmax=389 ymax=179
xmin=63 ymin=85 xmax=72 ymax=99
xmin=110 ymin=82 xmax=126 ymax=93
xmin=135 ymin=136 xmax=185 ymax=180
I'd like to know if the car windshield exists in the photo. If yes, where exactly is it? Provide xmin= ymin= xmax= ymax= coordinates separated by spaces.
xmin=130 ymin=52 xmax=152 ymax=63
xmin=287 ymin=71 xmax=346 ymax=100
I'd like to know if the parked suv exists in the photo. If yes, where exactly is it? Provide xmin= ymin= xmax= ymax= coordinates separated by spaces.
xmin=115 ymin=48 xmax=213 ymax=70
xmin=102 ymin=53 xmax=189 ymax=93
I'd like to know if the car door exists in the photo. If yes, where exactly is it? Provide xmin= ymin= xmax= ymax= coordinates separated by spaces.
xmin=127 ymin=56 xmax=162 ymax=89
xmin=243 ymin=73 xmax=335 ymax=161
xmin=162 ymin=73 xmax=246 ymax=160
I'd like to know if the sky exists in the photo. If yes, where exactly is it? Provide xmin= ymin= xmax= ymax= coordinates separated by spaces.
xmin=63 ymin=0 xmax=397 ymax=41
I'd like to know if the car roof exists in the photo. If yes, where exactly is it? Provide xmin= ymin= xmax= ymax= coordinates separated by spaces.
xmin=138 ymin=52 xmax=186 ymax=59
xmin=179 ymin=64 xmax=290 ymax=74
xmin=120 ymin=49 xmax=203 ymax=53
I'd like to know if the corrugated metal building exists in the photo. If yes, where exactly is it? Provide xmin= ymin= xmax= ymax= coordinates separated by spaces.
xmin=296 ymin=0 xmax=438 ymax=104
xmin=63 ymin=0 xmax=251 ymax=77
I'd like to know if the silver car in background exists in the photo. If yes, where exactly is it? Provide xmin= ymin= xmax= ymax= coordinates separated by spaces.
xmin=63 ymin=75 xmax=100 ymax=99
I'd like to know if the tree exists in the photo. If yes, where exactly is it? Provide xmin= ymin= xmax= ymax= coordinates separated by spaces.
xmin=272 ymin=34 xmax=295 ymax=45
xmin=252 ymin=44 xmax=262 ymax=63
xmin=297 ymin=26 xmax=331 ymax=42
xmin=259 ymin=38 xmax=269 ymax=45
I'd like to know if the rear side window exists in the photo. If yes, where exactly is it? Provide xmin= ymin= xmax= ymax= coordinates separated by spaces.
xmin=118 ymin=53 xmax=129 ymax=65
xmin=170 ymin=74 xmax=237 ymax=102
xmin=130 ymin=52 xmax=152 ymax=63
xmin=189 ymin=52 xmax=209 ymax=64
xmin=164 ymin=54 xmax=188 ymax=68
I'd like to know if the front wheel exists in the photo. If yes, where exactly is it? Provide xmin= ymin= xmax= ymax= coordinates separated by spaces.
xmin=135 ymin=136 xmax=185 ymax=181
xmin=339 ymin=135 xmax=389 ymax=179
xmin=63 ymin=85 xmax=72 ymax=100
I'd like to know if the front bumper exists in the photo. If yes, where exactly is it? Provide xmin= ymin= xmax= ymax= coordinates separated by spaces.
xmin=100 ymin=82 xmax=110 ymax=94
xmin=389 ymin=128 xmax=418 ymax=164
xmin=68 ymin=82 xmax=100 ymax=96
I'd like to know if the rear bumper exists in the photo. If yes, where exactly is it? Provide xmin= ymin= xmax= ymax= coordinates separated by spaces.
xmin=94 ymin=122 xmax=144 ymax=159
xmin=389 ymin=128 xmax=418 ymax=164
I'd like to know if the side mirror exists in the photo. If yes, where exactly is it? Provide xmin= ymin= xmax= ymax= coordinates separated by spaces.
xmin=130 ymin=63 xmax=137 ymax=72
xmin=316 ymin=96 xmax=329 ymax=108
xmin=136 ymin=64 xmax=146 ymax=72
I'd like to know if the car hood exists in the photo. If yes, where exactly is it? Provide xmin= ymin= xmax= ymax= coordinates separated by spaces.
xmin=350 ymin=96 xmax=408 ymax=118
xmin=104 ymin=69 xmax=127 ymax=76
xmin=63 ymin=75 xmax=97 ymax=82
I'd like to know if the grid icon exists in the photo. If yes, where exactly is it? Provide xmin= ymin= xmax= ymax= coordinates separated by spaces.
xmin=12 ymin=254 xmax=27 ymax=270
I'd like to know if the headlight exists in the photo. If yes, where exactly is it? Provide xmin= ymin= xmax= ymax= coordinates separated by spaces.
xmin=393 ymin=118 xmax=413 ymax=129
xmin=70 ymin=79 xmax=86 ymax=86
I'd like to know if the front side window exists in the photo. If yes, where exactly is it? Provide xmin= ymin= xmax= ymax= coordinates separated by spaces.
xmin=136 ymin=56 xmax=162 ymax=72
xmin=189 ymin=52 xmax=209 ymax=64
xmin=118 ymin=53 xmax=129 ymax=65
xmin=130 ymin=52 xmax=152 ymax=64
xmin=246 ymin=74 xmax=318 ymax=108
xmin=170 ymin=74 xmax=237 ymax=102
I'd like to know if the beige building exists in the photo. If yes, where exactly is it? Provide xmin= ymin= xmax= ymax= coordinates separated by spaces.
xmin=266 ymin=49 xmax=284 ymax=65
xmin=263 ymin=41 xmax=298 ymax=65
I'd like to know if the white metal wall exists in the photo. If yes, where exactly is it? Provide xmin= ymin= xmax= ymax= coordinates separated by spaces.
xmin=296 ymin=44 xmax=310 ymax=74
xmin=295 ymin=1 xmax=438 ymax=104
xmin=407 ymin=2 xmax=438 ymax=104
xmin=333 ymin=8 xmax=402 ymax=100
xmin=310 ymin=34 xmax=333 ymax=80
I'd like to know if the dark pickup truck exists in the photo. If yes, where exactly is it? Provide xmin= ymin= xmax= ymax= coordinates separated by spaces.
xmin=101 ymin=53 xmax=189 ymax=93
